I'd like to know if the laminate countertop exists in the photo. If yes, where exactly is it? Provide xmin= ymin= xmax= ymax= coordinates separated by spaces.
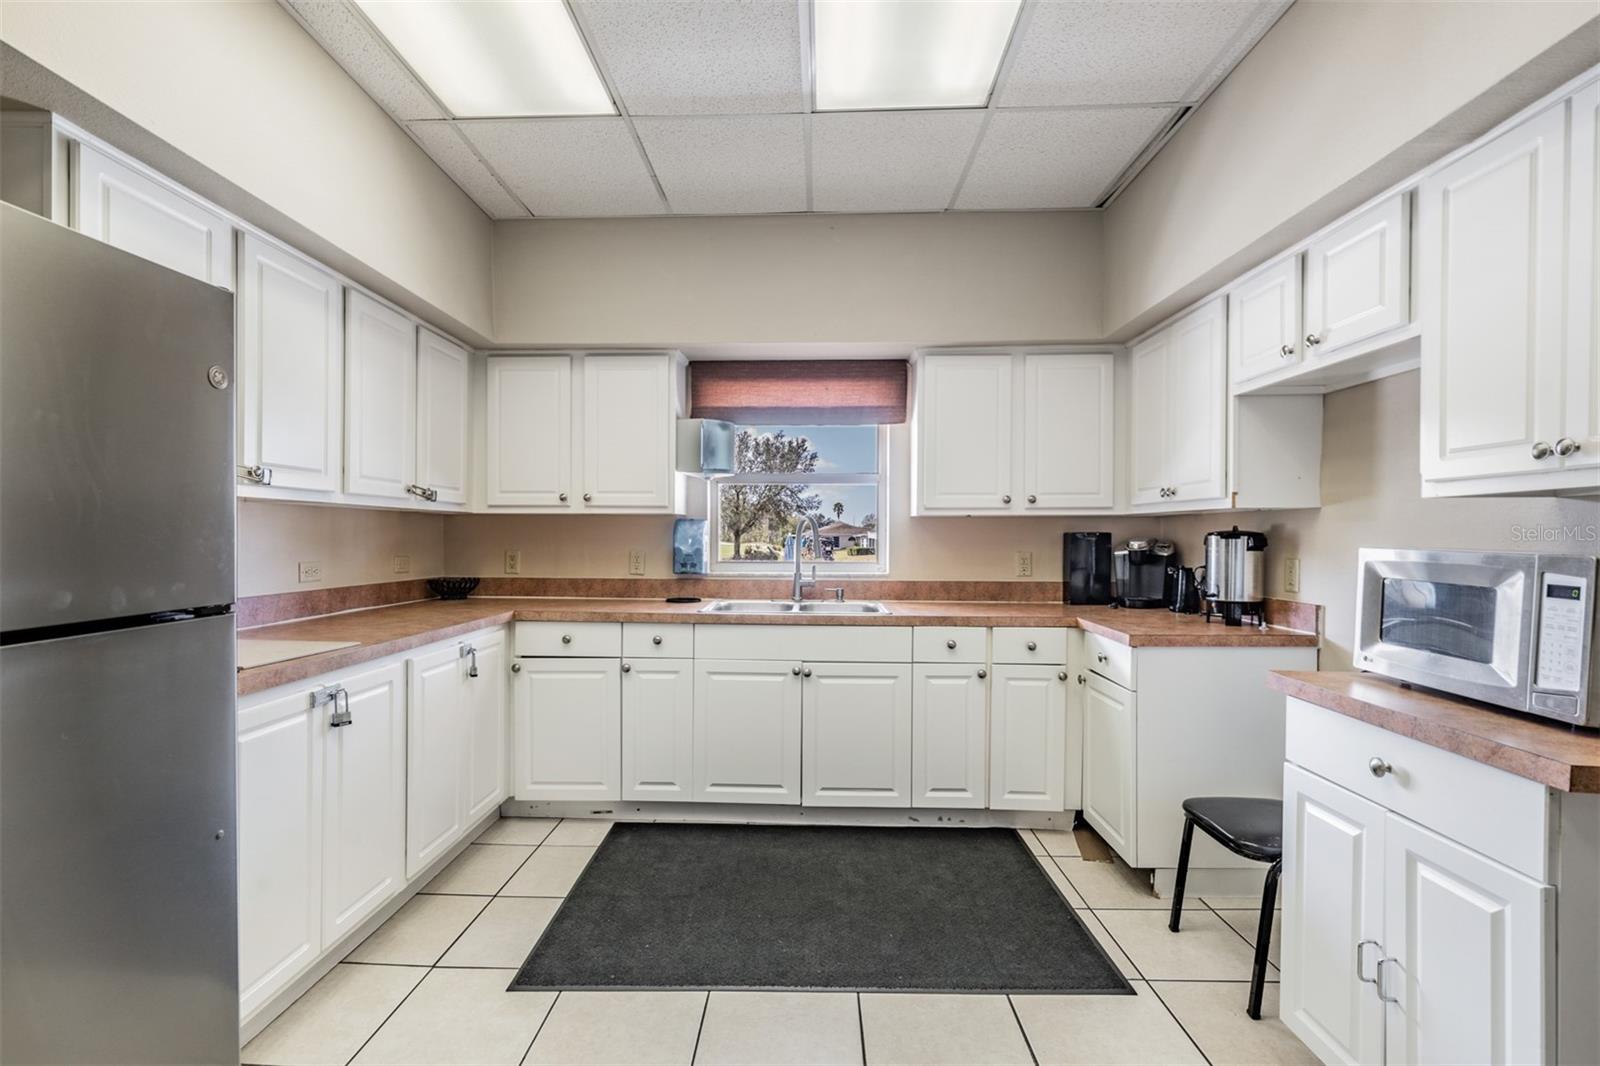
xmin=237 ymin=597 xmax=1318 ymax=696
xmin=1270 ymin=670 xmax=1600 ymax=793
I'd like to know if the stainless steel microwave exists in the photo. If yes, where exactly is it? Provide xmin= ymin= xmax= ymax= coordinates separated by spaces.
xmin=1356 ymin=548 xmax=1598 ymax=727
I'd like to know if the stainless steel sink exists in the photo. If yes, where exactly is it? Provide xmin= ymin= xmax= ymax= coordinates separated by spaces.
xmin=700 ymin=599 xmax=890 ymax=615
xmin=794 ymin=601 xmax=891 ymax=614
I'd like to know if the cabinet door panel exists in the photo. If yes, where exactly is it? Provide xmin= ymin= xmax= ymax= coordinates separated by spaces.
xmin=1128 ymin=332 xmax=1169 ymax=506
xmin=321 ymin=662 xmax=405 ymax=946
xmin=486 ymin=356 xmax=571 ymax=507
xmin=514 ymin=658 xmax=621 ymax=801
xmin=911 ymin=665 xmax=987 ymax=809
xmin=1023 ymin=353 xmax=1115 ymax=509
xmin=582 ymin=355 xmax=673 ymax=510
xmin=237 ymin=689 xmax=321 ymax=1017
xmin=988 ymin=664 xmax=1066 ymax=811
xmin=1229 ymin=255 xmax=1302 ymax=386
xmin=344 ymin=291 xmax=416 ymax=500
xmin=1280 ymin=764 xmax=1386 ymax=1066
xmin=1383 ymin=814 xmax=1551 ymax=1066
xmin=407 ymin=646 xmax=464 ymax=878
xmin=916 ymin=354 xmax=1012 ymax=512
xmin=1304 ymin=194 xmax=1409 ymax=355
xmin=237 ymin=234 xmax=344 ymax=491
xmin=1419 ymin=103 xmax=1567 ymax=482
xmin=1166 ymin=299 xmax=1228 ymax=503
xmin=463 ymin=634 xmax=507 ymax=822
xmin=622 ymin=658 xmax=695 ymax=801
xmin=416 ymin=329 xmax=471 ymax=503
xmin=693 ymin=660 xmax=802 ymax=804
xmin=1563 ymin=84 xmax=1600 ymax=473
xmin=802 ymin=662 xmax=912 ymax=808
xmin=1081 ymin=674 xmax=1135 ymax=859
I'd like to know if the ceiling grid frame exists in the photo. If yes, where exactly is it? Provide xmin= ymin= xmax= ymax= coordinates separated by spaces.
xmin=562 ymin=0 xmax=671 ymax=215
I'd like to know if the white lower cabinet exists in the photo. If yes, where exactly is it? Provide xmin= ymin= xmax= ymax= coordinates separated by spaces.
xmin=1081 ymin=672 xmax=1136 ymax=859
xmin=513 ymin=657 xmax=621 ymax=801
xmin=693 ymin=659 xmax=802 ymax=804
xmin=988 ymin=664 xmax=1067 ymax=811
xmin=463 ymin=632 xmax=507 ymax=822
xmin=910 ymin=664 xmax=987 ymax=809
xmin=802 ymin=662 xmax=913 ymax=808
xmin=622 ymin=657 xmax=695 ymax=801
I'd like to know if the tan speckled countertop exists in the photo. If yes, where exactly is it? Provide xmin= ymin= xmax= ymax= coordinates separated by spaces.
xmin=1270 ymin=670 xmax=1600 ymax=793
xmin=238 ymin=597 xmax=1318 ymax=696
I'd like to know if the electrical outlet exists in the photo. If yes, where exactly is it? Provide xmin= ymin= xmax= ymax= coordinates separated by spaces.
xmin=628 ymin=548 xmax=646 ymax=576
xmin=297 ymin=560 xmax=324 ymax=584
xmin=1285 ymin=557 xmax=1301 ymax=594
xmin=504 ymin=549 xmax=522 ymax=576
xmin=1014 ymin=550 xmax=1034 ymax=578
xmin=392 ymin=554 xmax=412 ymax=575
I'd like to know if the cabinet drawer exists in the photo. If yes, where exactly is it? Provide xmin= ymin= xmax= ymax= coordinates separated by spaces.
xmin=1285 ymin=697 xmax=1552 ymax=880
xmin=992 ymin=628 xmax=1067 ymax=664
xmin=515 ymin=621 xmax=622 ymax=658
xmin=913 ymin=627 xmax=987 ymax=664
xmin=623 ymin=623 xmax=693 ymax=659
xmin=1083 ymin=632 xmax=1135 ymax=689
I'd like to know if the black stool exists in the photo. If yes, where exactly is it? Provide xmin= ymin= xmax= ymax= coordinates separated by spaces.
xmin=1167 ymin=796 xmax=1282 ymax=1020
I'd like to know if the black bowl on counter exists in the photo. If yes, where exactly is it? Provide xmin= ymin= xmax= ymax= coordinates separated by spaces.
xmin=427 ymin=577 xmax=480 ymax=600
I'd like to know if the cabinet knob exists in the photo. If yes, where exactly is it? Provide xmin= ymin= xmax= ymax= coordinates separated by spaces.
xmin=792 ymin=665 xmax=802 ymax=675
xmin=1279 ymin=344 xmax=1295 ymax=358
xmin=1027 ymin=494 xmax=1037 ymax=504
xmin=558 ymin=492 xmax=569 ymax=502
xmin=511 ymin=662 xmax=522 ymax=673
xmin=1304 ymin=333 xmax=1323 ymax=347
xmin=582 ymin=492 xmax=593 ymax=502
xmin=1555 ymin=437 xmax=1581 ymax=457
xmin=1097 ymin=653 xmax=1108 ymax=663
xmin=652 ymin=635 xmax=663 ymax=645
xmin=1002 ymin=494 xmax=1012 ymax=504
xmin=1531 ymin=441 xmax=1553 ymax=460
xmin=621 ymin=662 xmax=631 ymax=673
xmin=1077 ymin=673 xmax=1085 ymax=685
xmin=947 ymin=639 xmax=957 ymax=649
xmin=1057 ymin=671 xmax=1068 ymax=681
xmin=1368 ymin=756 xmax=1393 ymax=778
xmin=561 ymin=634 xmax=573 ymax=644
xmin=1026 ymin=640 xmax=1037 ymax=651
xmin=977 ymin=669 xmax=987 ymax=679
xmin=802 ymin=667 xmax=813 ymax=677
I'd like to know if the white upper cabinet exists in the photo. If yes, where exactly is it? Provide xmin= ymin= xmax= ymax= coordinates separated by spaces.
xmin=1303 ymin=194 xmax=1410 ymax=357
xmin=343 ymin=291 xmax=416 ymax=501
xmin=1561 ymin=83 xmax=1599 ymax=478
xmin=486 ymin=355 xmax=573 ymax=508
xmin=1022 ymin=353 xmax=1115 ymax=510
xmin=1130 ymin=299 xmax=1228 ymax=508
xmin=581 ymin=354 xmax=675 ymax=510
xmin=415 ymin=330 xmax=471 ymax=505
xmin=915 ymin=353 xmax=1013 ymax=513
xmin=1229 ymin=254 xmax=1303 ymax=387
xmin=237 ymin=234 xmax=344 ymax=493
xmin=72 ymin=141 xmax=233 ymax=289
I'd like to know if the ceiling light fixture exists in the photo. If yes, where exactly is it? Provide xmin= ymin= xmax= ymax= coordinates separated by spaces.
xmin=355 ymin=0 xmax=614 ymax=118
xmin=812 ymin=0 xmax=1021 ymax=112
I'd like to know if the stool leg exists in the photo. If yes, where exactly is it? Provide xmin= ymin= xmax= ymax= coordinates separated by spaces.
xmin=1168 ymin=815 xmax=1195 ymax=933
xmin=1247 ymin=859 xmax=1281 ymax=1020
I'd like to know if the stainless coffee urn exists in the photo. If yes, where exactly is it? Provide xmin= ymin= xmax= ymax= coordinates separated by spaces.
xmin=1201 ymin=525 xmax=1268 ymax=626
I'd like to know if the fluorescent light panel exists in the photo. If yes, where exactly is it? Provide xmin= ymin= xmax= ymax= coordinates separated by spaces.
xmin=356 ymin=0 xmax=613 ymax=117
xmin=813 ymin=0 xmax=1021 ymax=112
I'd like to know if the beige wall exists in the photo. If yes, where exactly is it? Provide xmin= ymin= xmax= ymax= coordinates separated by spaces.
xmin=1161 ymin=372 xmax=1599 ymax=671
xmin=237 ymin=501 xmax=446 ymax=598
xmin=491 ymin=211 xmax=1103 ymax=348
xmin=0 ymin=0 xmax=495 ymax=341
xmin=1102 ymin=0 xmax=1600 ymax=338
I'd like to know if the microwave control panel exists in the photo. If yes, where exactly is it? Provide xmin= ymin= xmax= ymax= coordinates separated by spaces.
xmin=1534 ymin=571 xmax=1589 ymax=697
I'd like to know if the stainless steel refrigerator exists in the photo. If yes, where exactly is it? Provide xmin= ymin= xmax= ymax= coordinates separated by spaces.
xmin=1 ymin=204 xmax=239 ymax=1064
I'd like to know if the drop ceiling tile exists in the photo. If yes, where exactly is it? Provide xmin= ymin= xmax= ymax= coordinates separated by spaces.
xmin=811 ymin=111 xmax=986 ymax=214
xmin=996 ymin=1 xmax=1280 ymax=107
xmin=459 ymin=119 xmax=665 ymax=216
xmin=407 ymin=122 xmax=528 ymax=219
xmin=955 ymin=108 xmax=1173 ymax=210
xmin=635 ymin=115 xmax=806 ymax=215
xmin=573 ymin=0 xmax=804 ymax=115
xmin=283 ymin=0 xmax=444 ymax=121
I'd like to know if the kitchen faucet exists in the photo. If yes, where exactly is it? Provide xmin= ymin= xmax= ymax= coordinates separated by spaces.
xmin=791 ymin=513 xmax=820 ymax=602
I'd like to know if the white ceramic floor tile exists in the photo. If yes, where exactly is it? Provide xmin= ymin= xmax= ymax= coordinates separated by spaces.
xmin=439 ymin=897 xmax=561 ymax=968
xmin=478 ymin=817 xmax=561 ymax=847
xmin=859 ymin=993 xmax=1032 ymax=1066
xmin=1018 ymin=829 xmax=1046 ymax=855
xmin=1075 ymin=910 xmax=1141 ymax=980
xmin=1054 ymin=856 xmax=1165 ymax=909
xmin=1038 ymin=855 xmax=1088 ymax=910
xmin=500 ymin=845 xmax=596 ymax=897
xmin=1201 ymin=890 xmax=1282 ymax=910
xmin=1098 ymin=910 xmax=1273 ymax=982
xmin=1151 ymin=982 xmax=1318 ymax=1065
xmin=1032 ymin=829 xmax=1081 ymax=857
xmin=346 ymin=894 xmax=489 ymax=966
xmin=694 ymin=991 xmax=862 ymax=1066
xmin=422 ymin=844 xmax=534 ymax=895
xmin=242 ymin=963 xmax=426 ymax=1066
xmin=523 ymin=990 xmax=706 ymax=1065
xmin=544 ymin=819 xmax=614 ymax=846
xmin=1011 ymin=982 xmax=1205 ymax=1065
xmin=352 ymin=969 xmax=555 ymax=1066
xmin=1216 ymin=907 xmax=1282 ymax=969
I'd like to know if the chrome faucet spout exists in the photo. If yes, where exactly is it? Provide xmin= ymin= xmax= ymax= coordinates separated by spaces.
xmin=792 ymin=513 xmax=821 ymax=602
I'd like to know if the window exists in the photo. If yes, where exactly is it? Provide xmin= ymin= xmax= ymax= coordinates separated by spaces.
xmin=712 ymin=424 xmax=887 ymax=573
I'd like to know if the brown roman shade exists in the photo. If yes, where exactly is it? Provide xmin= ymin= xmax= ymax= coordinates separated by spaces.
xmin=688 ymin=360 xmax=909 ymax=425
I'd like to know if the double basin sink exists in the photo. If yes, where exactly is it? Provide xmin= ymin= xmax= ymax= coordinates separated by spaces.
xmin=701 ymin=599 xmax=891 ymax=616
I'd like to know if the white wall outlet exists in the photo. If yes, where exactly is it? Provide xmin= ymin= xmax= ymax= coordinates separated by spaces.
xmin=392 ymin=554 xmax=412 ymax=575
xmin=628 ymin=548 xmax=646 ymax=576
xmin=1014 ymin=551 xmax=1034 ymax=578
xmin=297 ymin=560 xmax=324 ymax=584
xmin=504 ymin=549 xmax=522 ymax=575
xmin=1285 ymin=557 xmax=1301 ymax=594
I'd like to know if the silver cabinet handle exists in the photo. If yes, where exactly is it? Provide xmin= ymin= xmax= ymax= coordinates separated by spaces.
xmin=1026 ymin=641 xmax=1037 ymax=651
xmin=459 ymin=644 xmax=478 ymax=678
xmin=1027 ymin=494 xmax=1037 ymax=504
xmin=1001 ymin=494 xmax=1012 ymax=504
xmin=1076 ymin=673 xmax=1085 ymax=685
xmin=239 ymin=464 xmax=272 ymax=485
xmin=947 ymin=639 xmax=957 ymax=649
xmin=1532 ymin=441 xmax=1553 ymax=460
xmin=1058 ymin=671 xmax=1068 ymax=681
xmin=1368 ymin=757 xmax=1392 ymax=778
xmin=1305 ymin=333 xmax=1323 ymax=347
xmin=1356 ymin=939 xmax=1381 ymax=985
xmin=406 ymin=484 xmax=433 ymax=501
xmin=792 ymin=665 xmax=802 ymax=675
xmin=652 ymin=635 xmax=663 ymax=645
xmin=559 ymin=492 xmax=569 ymax=502
xmin=1097 ymin=653 xmax=1109 ymax=663
xmin=977 ymin=669 xmax=987 ymax=679
xmin=511 ymin=662 xmax=522 ymax=673
xmin=802 ymin=667 xmax=813 ymax=677
xmin=1375 ymin=957 xmax=1399 ymax=1004
xmin=621 ymin=662 xmax=631 ymax=673
xmin=1280 ymin=344 xmax=1295 ymax=358
xmin=582 ymin=492 xmax=593 ymax=502
xmin=1555 ymin=437 xmax=1581 ymax=457
xmin=561 ymin=634 xmax=573 ymax=644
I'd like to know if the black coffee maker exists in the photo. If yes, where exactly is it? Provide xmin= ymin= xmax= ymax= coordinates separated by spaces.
xmin=1112 ymin=539 xmax=1176 ymax=608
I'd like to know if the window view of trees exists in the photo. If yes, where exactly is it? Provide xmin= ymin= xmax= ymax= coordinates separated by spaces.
xmin=716 ymin=426 xmax=882 ymax=566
